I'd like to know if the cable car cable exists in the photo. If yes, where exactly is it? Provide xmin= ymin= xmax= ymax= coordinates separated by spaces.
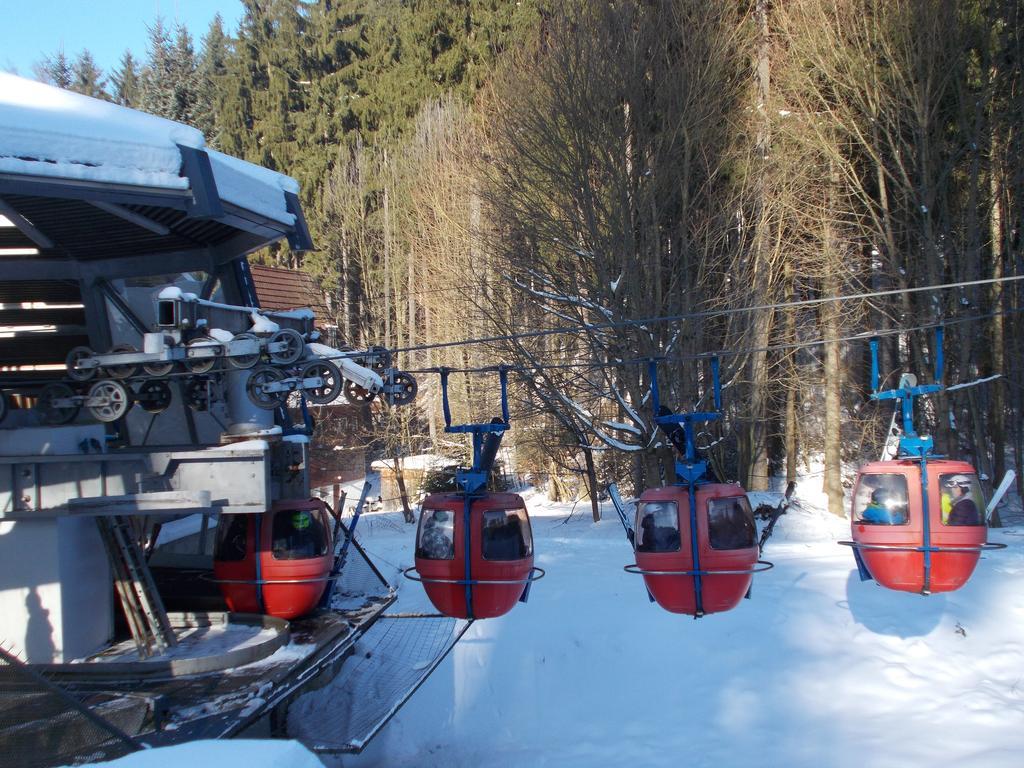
xmin=391 ymin=305 xmax=1024 ymax=376
xmin=388 ymin=273 xmax=1024 ymax=357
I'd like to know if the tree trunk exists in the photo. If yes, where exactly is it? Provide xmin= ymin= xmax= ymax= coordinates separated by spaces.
xmin=382 ymin=181 xmax=393 ymax=348
xmin=393 ymin=453 xmax=414 ymax=523
xmin=583 ymin=446 xmax=601 ymax=522
xmin=783 ymin=259 xmax=798 ymax=484
xmin=746 ymin=312 xmax=773 ymax=491
xmin=745 ymin=0 xmax=773 ymax=493
xmin=822 ymin=305 xmax=845 ymax=517
xmin=989 ymin=159 xmax=1006 ymax=511
xmin=822 ymin=197 xmax=845 ymax=517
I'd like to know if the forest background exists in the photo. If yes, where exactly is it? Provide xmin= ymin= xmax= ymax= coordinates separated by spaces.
xmin=22 ymin=0 xmax=1024 ymax=520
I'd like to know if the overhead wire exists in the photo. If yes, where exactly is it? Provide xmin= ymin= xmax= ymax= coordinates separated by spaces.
xmin=388 ymin=273 xmax=1024 ymax=357
xmin=394 ymin=306 xmax=1022 ymax=376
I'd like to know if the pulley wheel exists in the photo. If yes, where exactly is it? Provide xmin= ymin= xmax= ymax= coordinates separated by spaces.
xmin=365 ymin=345 xmax=392 ymax=372
xmin=344 ymin=379 xmax=376 ymax=404
xmin=386 ymin=371 xmax=418 ymax=406
xmin=184 ymin=338 xmax=219 ymax=374
xmin=137 ymin=380 xmax=173 ymax=414
xmin=103 ymin=344 xmax=140 ymax=380
xmin=87 ymin=380 xmax=130 ymax=423
xmin=37 ymin=383 xmax=79 ymax=425
xmin=246 ymin=366 xmax=287 ymax=410
xmin=301 ymin=360 xmax=343 ymax=405
xmin=268 ymin=328 xmax=305 ymax=365
xmin=143 ymin=361 xmax=175 ymax=377
xmin=185 ymin=378 xmax=212 ymax=411
xmin=65 ymin=346 xmax=97 ymax=382
xmin=227 ymin=332 xmax=261 ymax=369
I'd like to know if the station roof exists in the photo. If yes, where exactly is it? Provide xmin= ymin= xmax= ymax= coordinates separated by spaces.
xmin=0 ymin=73 xmax=312 ymax=279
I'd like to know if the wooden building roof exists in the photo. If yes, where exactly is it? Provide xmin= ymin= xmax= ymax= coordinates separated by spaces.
xmin=250 ymin=264 xmax=330 ymax=319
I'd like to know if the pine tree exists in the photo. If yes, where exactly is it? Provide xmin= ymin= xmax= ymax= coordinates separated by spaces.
xmin=70 ymin=50 xmax=108 ymax=99
xmin=111 ymin=50 xmax=141 ymax=107
xmin=215 ymin=0 xmax=262 ymax=160
xmin=196 ymin=14 xmax=231 ymax=145
xmin=168 ymin=24 xmax=201 ymax=125
xmin=139 ymin=17 xmax=176 ymax=117
xmin=36 ymin=49 xmax=72 ymax=88
xmin=138 ymin=18 xmax=202 ymax=127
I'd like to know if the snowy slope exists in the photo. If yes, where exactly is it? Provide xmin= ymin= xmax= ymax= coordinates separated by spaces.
xmin=334 ymin=487 xmax=1024 ymax=768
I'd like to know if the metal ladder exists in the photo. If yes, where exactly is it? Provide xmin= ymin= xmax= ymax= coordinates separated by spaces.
xmin=95 ymin=515 xmax=177 ymax=658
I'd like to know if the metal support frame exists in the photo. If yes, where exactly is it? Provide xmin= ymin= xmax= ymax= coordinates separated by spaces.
xmin=436 ymin=367 xmax=512 ymax=619
xmin=78 ymin=278 xmax=114 ymax=364
xmin=867 ymin=327 xmax=949 ymax=593
xmin=97 ymin=278 xmax=149 ymax=336
xmin=439 ymin=367 xmax=510 ymax=495
xmin=647 ymin=357 xmax=727 ymax=617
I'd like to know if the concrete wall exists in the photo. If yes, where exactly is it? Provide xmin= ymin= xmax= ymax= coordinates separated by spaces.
xmin=0 ymin=516 xmax=111 ymax=663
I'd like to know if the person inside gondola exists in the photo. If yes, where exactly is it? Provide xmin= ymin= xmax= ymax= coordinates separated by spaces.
xmin=418 ymin=509 xmax=456 ymax=559
xmin=860 ymin=486 xmax=907 ymax=525
xmin=637 ymin=502 xmax=681 ymax=552
xmin=943 ymin=475 xmax=981 ymax=526
xmin=708 ymin=498 xmax=756 ymax=549
xmin=862 ymin=489 xmax=892 ymax=524
xmin=272 ymin=509 xmax=328 ymax=559
xmin=483 ymin=511 xmax=529 ymax=560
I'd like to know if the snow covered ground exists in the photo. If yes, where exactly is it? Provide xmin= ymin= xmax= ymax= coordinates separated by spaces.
xmin=329 ymin=483 xmax=1024 ymax=768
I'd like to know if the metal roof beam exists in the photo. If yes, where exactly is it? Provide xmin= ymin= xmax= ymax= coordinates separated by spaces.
xmin=177 ymin=145 xmax=224 ymax=219
xmin=0 ymin=173 xmax=190 ymax=209
xmin=213 ymin=231 xmax=286 ymax=262
xmin=77 ymin=248 xmax=217 ymax=281
xmin=284 ymin=191 xmax=314 ymax=252
xmin=0 ymin=198 xmax=54 ymax=249
xmin=90 ymin=201 xmax=171 ymax=236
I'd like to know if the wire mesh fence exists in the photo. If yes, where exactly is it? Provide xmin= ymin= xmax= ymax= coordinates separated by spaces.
xmin=0 ymin=645 xmax=143 ymax=768
xmin=328 ymin=515 xmax=394 ymax=611
xmin=285 ymin=615 xmax=471 ymax=753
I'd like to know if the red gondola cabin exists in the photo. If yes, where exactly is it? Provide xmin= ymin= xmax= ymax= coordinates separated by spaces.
xmin=851 ymin=459 xmax=987 ymax=594
xmin=414 ymin=492 xmax=534 ymax=619
xmin=213 ymin=499 xmax=334 ymax=619
xmin=634 ymin=484 xmax=758 ymax=616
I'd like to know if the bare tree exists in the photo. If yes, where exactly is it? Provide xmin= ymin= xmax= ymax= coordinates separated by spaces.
xmin=479 ymin=0 xmax=752 ymax=494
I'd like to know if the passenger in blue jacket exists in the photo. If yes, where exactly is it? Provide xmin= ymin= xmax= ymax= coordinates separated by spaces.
xmin=862 ymin=488 xmax=904 ymax=524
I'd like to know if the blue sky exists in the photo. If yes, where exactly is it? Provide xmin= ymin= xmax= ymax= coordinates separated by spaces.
xmin=1 ymin=1 xmax=244 ymax=80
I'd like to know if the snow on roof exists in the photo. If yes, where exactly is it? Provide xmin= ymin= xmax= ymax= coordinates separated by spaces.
xmin=206 ymin=148 xmax=298 ymax=225
xmin=0 ymin=73 xmax=297 ymax=225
